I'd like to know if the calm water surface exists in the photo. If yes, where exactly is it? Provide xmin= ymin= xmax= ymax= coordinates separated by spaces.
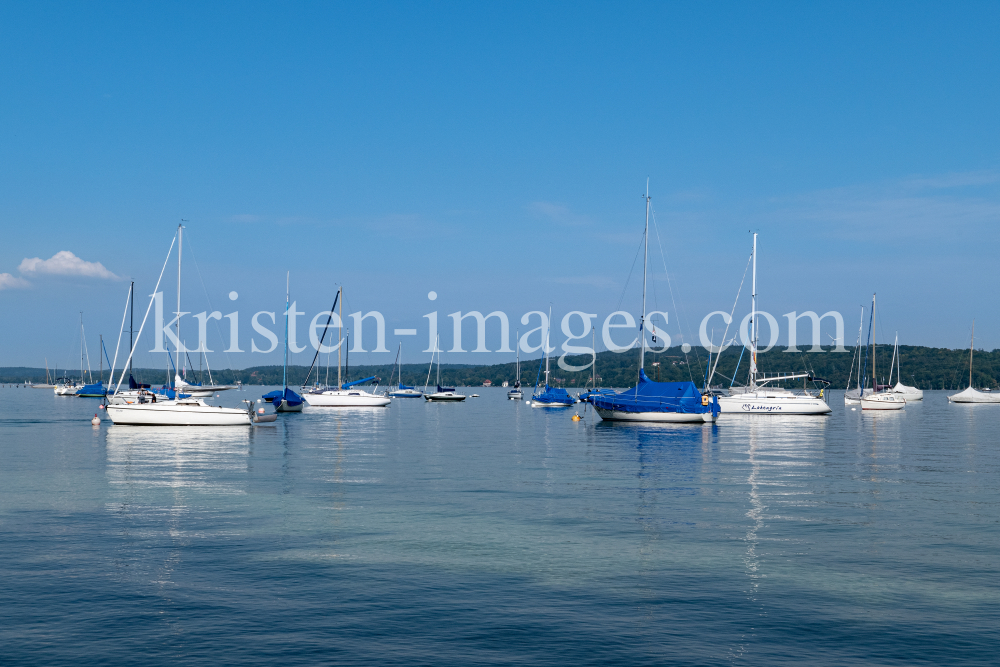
xmin=0 ymin=387 xmax=997 ymax=665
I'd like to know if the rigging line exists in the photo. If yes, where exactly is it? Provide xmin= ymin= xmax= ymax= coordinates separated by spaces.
xmin=650 ymin=209 xmax=696 ymax=383
xmin=183 ymin=234 xmax=239 ymax=384
xmin=302 ymin=289 xmax=340 ymax=388
xmin=614 ymin=230 xmax=646 ymax=314
xmin=114 ymin=233 xmax=177 ymax=394
xmin=708 ymin=250 xmax=753 ymax=387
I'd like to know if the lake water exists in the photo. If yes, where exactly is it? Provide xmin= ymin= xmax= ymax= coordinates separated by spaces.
xmin=1 ymin=386 xmax=997 ymax=665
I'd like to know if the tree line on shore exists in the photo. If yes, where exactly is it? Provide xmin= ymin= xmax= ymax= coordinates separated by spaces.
xmin=3 ymin=344 xmax=995 ymax=390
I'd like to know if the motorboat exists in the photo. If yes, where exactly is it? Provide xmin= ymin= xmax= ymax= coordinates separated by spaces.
xmin=54 ymin=379 xmax=79 ymax=396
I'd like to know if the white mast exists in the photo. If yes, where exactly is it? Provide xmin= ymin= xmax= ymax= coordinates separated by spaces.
xmin=640 ymin=181 xmax=650 ymax=374
xmin=750 ymin=233 xmax=757 ymax=385
xmin=337 ymin=287 xmax=343 ymax=389
xmin=970 ymin=320 xmax=975 ymax=388
xmin=545 ymin=306 xmax=552 ymax=387
xmin=175 ymin=222 xmax=183 ymax=385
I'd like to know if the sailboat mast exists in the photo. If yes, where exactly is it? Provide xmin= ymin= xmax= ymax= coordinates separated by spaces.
xmin=860 ymin=293 xmax=874 ymax=394
xmin=436 ymin=335 xmax=441 ymax=386
xmin=176 ymin=223 xmax=182 ymax=382
xmin=99 ymin=334 xmax=103 ymax=384
xmin=640 ymin=182 xmax=650 ymax=374
xmin=545 ymin=306 xmax=551 ymax=387
xmin=750 ymin=233 xmax=758 ymax=387
xmin=283 ymin=272 xmax=289 ymax=391
xmin=80 ymin=312 xmax=83 ymax=382
xmin=129 ymin=281 xmax=134 ymax=374
xmin=592 ymin=326 xmax=596 ymax=388
xmin=970 ymin=320 xmax=975 ymax=388
xmin=338 ymin=287 xmax=342 ymax=389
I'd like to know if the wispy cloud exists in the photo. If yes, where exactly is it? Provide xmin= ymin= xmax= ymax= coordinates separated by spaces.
xmin=18 ymin=251 xmax=119 ymax=280
xmin=764 ymin=170 xmax=1000 ymax=241
xmin=0 ymin=273 xmax=30 ymax=290
xmin=527 ymin=201 xmax=591 ymax=227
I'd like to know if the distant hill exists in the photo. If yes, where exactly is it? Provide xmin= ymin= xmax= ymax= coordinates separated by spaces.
xmin=1 ymin=345 xmax=993 ymax=390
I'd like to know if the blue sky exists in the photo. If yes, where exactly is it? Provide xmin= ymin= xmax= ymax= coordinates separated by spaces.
xmin=1 ymin=2 xmax=999 ymax=371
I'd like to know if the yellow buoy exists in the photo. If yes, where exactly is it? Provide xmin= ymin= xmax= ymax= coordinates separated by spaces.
xmin=571 ymin=413 xmax=582 ymax=421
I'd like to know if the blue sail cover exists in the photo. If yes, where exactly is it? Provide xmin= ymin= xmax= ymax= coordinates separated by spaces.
xmin=279 ymin=387 xmax=303 ymax=407
xmin=590 ymin=370 xmax=718 ymax=417
xmin=77 ymin=381 xmax=107 ymax=396
xmin=342 ymin=376 xmax=377 ymax=389
xmin=262 ymin=389 xmax=283 ymax=402
xmin=128 ymin=374 xmax=151 ymax=390
xmin=532 ymin=385 xmax=574 ymax=406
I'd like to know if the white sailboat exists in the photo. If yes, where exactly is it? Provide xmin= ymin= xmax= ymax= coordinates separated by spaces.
xmin=106 ymin=224 xmax=252 ymax=426
xmin=857 ymin=293 xmax=905 ymax=411
xmin=303 ymin=287 xmax=391 ymax=408
xmin=717 ymin=234 xmax=832 ymax=415
xmin=507 ymin=330 xmax=523 ymax=400
xmin=388 ymin=343 xmax=424 ymax=398
xmin=949 ymin=321 xmax=1000 ymax=403
xmin=844 ymin=306 xmax=864 ymax=405
xmin=424 ymin=336 xmax=466 ymax=402
xmin=886 ymin=335 xmax=923 ymax=401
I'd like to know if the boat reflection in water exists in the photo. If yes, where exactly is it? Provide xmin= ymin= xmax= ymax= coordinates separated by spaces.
xmin=105 ymin=426 xmax=252 ymax=494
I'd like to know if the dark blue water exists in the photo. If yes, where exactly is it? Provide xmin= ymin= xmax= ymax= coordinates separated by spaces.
xmin=1 ymin=387 xmax=997 ymax=665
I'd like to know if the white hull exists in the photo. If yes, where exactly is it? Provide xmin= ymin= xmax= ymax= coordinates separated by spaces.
xmin=389 ymin=389 xmax=424 ymax=398
xmin=530 ymin=400 xmax=572 ymax=408
xmin=594 ymin=407 xmax=717 ymax=423
xmin=860 ymin=392 xmax=906 ymax=410
xmin=890 ymin=383 xmax=923 ymax=401
xmin=29 ymin=384 xmax=56 ymax=389
xmin=507 ymin=391 xmax=523 ymax=400
xmin=425 ymin=391 xmax=466 ymax=402
xmin=174 ymin=381 xmax=237 ymax=397
xmin=54 ymin=385 xmax=79 ymax=396
xmin=948 ymin=387 xmax=1000 ymax=403
xmin=106 ymin=399 xmax=251 ymax=426
xmin=718 ymin=391 xmax=832 ymax=415
xmin=844 ymin=396 xmax=861 ymax=405
xmin=304 ymin=390 xmax=391 ymax=407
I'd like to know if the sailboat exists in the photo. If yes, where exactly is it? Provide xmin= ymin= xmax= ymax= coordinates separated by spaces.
xmin=303 ymin=287 xmax=391 ymax=407
xmin=887 ymin=335 xmax=923 ymax=401
xmin=78 ymin=329 xmax=108 ymax=397
xmin=530 ymin=316 xmax=573 ymax=407
xmin=274 ymin=273 xmax=304 ymax=412
xmin=948 ymin=321 xmax=1000 ymax=403
xmin=389 ymin=343 xmax=424 ymax=397
xmin=30 ymin=359 xmax=56 ymax=388
xmin=857 ymin=294 xmax=905 ymax=410
xmin=106 ymin=224 xmax=252 ymax=426
xmin=844 ymin=306 xmax=865 ymax=405
xmin=717 ymin=234 xmax=832 ymax=415
xmin=507 ymin=331 xmax=523 ymax=400
xmin=589 ymin=184 xmax=720 ymax=423
xmin=424 ymin=336 xmax=466 ymax=401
